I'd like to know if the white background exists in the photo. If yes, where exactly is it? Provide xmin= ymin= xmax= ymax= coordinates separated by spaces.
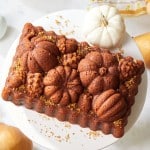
xmin=0 ymin=0 xmax=150 ymax=150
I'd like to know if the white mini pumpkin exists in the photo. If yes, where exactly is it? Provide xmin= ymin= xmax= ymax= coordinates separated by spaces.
xmin=82 ymin=5 xmax=126 ymax=49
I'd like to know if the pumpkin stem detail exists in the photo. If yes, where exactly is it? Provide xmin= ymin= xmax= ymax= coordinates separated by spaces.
xmin=100 ymin=13 xmax=108 ymax=27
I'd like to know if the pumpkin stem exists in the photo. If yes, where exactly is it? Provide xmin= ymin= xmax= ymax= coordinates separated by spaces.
xmin=100 ymin=13 xmax=108 ymax=27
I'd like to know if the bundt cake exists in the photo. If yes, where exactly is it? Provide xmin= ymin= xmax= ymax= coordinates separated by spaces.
xmin=2 ymin=23 xmax=145 ymax=138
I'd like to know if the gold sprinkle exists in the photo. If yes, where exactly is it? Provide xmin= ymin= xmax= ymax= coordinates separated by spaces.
xmin=45 ymin=99 xmax=55 ymax=106
xmin=14 ymin=58 xmax=23 ymax=72
xmin=76 ymin=108 xmax=80 ymax=113
xmin=40 ymin=96 xmax=46 ymax=101
xmin=50 ymin=131 xmax=54 ymax=136
xmin=113 ymin=119 xmax=123 ymax=128
xmin=35 ymin=35 xmax=56 ymax=43
xmin=55 ymin=135 xmax=62 ymax=142
xmin=65 ymin=134 xmax=70 ymax=142
xmin=30 ymin=31 xmax=34 ymax=35
xmin=57 ymin=56 xmax=62 ymax=64
xmin=40 ymin=96 xmax=55 ymax=106
xmin=38 ymin=31 xmax=45 ymax=36
xmin=86 ymin=131 xmax=101 ymax=139
xmin=55 ymin=19 xmax=61 ymax=25
xmin=15 ymin=84 xmax=26 ymax=92
xmin=55 ymin=135 xmax=61 ymax=139
xmin=67 ymin=103 xmax=77 ymax=110
xmin=64 ymin=20 xmax=69 ymax=26
xmin=125 ymin=77 xmax=135 ymax=89
xmin=64 ymin=123 xmax=71 ymax=128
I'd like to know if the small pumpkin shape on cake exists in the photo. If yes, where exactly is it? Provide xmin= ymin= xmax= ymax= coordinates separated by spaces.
xmin=92 ymin=89 xmax=127 ymax=122
xmin=78 ymin=51 xmax=119 ymax=95
xmin=43 ymin=66 xmax=83 ymax=106
xmin=82 ymin=5 xmax=126 ymax=49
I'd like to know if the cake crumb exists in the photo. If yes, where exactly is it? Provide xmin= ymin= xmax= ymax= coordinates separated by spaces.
xmin=41 ymin=96 xmax=55 ymax=106
xmin=72 ymin=132 xmax=75 ymax=135
xmin=50 ymin=131 xmax=54 ymax=137
xmin=64 ymin=123 xmax=71 ymax=128
xmin=65 ymin=134 xmax=70 ymax=142
xmin=86 ymin=131 xmax=101 ymax=139
xmin=55 ymin=135 xmax=62 ymax=142
xmin=55 ymin=19 xmax=61 ymax=25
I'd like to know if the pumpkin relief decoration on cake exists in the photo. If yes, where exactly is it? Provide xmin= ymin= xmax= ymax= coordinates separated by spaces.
xmin=78 ymin=51 xmax=119 ymax=95
xmin=43 ymin=66 xmax=83 ymax=106
xmin=17 ymin=23 xmax=60 ymax=73
xmin=92 ymin=89 xmax=127 ymax=122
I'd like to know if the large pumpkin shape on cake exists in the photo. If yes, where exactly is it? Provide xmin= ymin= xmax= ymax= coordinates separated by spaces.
xmin=16 ymin=23 xmax=60 ymax=73
xmin=43 ymin=66 xmax=83 ymax=106
xmin=78 ymin=51 xmax=119 ymax=95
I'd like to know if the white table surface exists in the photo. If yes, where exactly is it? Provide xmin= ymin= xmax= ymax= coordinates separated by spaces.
xmin=0 ymin=0 xmax=150 ymax=150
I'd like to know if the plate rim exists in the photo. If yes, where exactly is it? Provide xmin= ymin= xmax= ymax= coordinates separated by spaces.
xmin=0 ymin=9 xmax=148 ymax=150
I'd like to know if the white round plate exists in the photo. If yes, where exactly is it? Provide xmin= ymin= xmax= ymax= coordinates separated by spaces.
xmin=0 ymin=10 xmax=148 ymax=150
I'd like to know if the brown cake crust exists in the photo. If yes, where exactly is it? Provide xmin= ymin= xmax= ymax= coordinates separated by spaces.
xmin=2 ymin=23 xmax=145 ymax=138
